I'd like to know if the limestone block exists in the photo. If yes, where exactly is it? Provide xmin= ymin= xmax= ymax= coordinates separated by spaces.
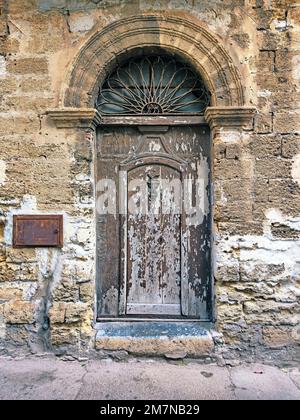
xmin=282 ymin=135 xmax=300 ymax=158
xmin=20 ymin=78 xmax=51 ymax=93
xmin=215 ymin=200 xmax=253 ymax=222
xmin=68 ymin=13 xmax=95 ymax=33
xmin=243 ymin=300 xmax=297 ymax=315
xmin=49 ymin=303 xmax=66 ymax=324
xmin=5 ymin=248 xmax=37 ymax=264
xmin=254 ymin=108 xmax=273 ymax=134
xmin=0 ymin=286 xmax=23 ymax=301
xmin=4 ymin=301 xmax=35 ymax=324
xmin=7 ymin=58 xmax=48 ymax=75
xmin=65 ymin=303 xmax=89 ymax=323
xmin=0 ymin=116 xmax=40 ymax=135
xmin=263 ymin=326 xmax=295 ymax=348
xmin=215 ymin=260 xmax=240 ymax=283
xmin=5 ymin=325 xmax=30 ymax=345
xmin=51 ymin=326 xmax=80 ymax=346
xmin=95 ymin=322 xmax=214 ymax=357
xmin=214 ymin=159 xmax=254 ymax=180
xmin=250 ymin=135 xmax=281 ymax=158
xmin=274 ymin=111 xmax=300 ymax=134
xmin=79 ymin=283 xmax=94 ymax=303
xmin=0 ymin=262 xmax=39 ymax=282
xmin=52 ymin=279 xmax=79 ymax=303
xmin=240 ymin=263 xmax=285 ymax=283
xmin=217 ymin=304 xmax=244 ymax=322
xmin=217 ymin=222 xmax=264 ymax=236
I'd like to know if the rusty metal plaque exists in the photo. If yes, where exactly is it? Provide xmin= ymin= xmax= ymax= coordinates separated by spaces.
xmin=13 ymin=215 xmax=63 ymax=248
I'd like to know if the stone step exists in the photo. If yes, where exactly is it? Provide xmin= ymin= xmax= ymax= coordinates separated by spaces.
xmin=95 ymin=322 xmax=214 ymax=357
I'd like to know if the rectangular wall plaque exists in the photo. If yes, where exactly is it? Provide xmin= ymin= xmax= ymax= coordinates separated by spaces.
xmin=13 ymin=215 xmax=63 ymax=248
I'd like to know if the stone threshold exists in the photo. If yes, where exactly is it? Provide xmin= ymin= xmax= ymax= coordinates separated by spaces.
xmin=95 ymin=321 xmax=214 ymax=358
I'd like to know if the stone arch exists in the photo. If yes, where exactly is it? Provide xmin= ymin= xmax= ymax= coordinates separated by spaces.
xmin=62 ymin=14 xmax=245 ymax=109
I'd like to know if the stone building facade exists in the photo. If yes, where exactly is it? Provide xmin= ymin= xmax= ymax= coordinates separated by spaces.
xmin=0 ymin=0 xmax=299 ymax=365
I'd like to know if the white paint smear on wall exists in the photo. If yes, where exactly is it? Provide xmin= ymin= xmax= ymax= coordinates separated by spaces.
xmin=216 ymin=208 xmax=300 ymax=284
xmin=292 ymin=154 xmax=300 ymax=186
xmin=0 ymin=160 xmax=7 ymax=185
xmin=0 ymin=56 xmax=6 ymax=78
xmin=292 ymin=56 xmax=300 ymax=81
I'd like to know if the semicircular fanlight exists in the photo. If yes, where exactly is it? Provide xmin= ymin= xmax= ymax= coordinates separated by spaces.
xmin=96 ymin=56 xmax=211 ymax=115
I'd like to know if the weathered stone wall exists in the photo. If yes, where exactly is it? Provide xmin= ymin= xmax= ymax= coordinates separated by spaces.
xmin=0 ymin=0 xmax=299 ymax=364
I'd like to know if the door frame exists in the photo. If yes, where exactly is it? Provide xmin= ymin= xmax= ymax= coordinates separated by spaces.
xmin=47 ymin=105 xmax=256 ymax=326
xmin=96 ymin=114 xmax=213 ymax=322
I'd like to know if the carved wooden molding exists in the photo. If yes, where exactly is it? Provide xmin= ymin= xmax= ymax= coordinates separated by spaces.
xmin=47 ymin=109 xmax=209 ymax=129
xmin=205 ymin=106 xmax=256 ymax=130
xmin=47 ymin=108 xmax=101 ymax=129
xmin=100 ymin=115 xmax=207 ymax=126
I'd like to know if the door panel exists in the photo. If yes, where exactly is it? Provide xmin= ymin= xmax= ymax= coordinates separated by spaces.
xmin=126 ymin=164 xmax=181 ymax=316
xmin=96 ymin=125 xmax=211 ymax=320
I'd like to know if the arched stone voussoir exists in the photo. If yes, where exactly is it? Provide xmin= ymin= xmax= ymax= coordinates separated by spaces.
xmin=62 ymin=13 xmax=245 ymax=109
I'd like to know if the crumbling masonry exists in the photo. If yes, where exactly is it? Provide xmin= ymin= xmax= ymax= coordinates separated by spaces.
xmin=0 ymin=0 xmax=299 ymax=365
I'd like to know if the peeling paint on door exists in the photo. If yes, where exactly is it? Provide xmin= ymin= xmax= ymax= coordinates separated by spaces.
xmin=96 ymin=126 xmax=212 ymax=320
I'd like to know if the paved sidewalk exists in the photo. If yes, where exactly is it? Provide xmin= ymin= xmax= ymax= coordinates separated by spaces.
xmin=0 ymin=357 xmax=299 ymax=400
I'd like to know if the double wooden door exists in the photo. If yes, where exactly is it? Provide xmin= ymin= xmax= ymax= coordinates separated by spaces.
xmin=96 ymin=125 xmax=211 ymax=320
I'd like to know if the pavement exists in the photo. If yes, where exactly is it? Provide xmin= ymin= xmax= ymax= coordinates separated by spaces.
xmin=0 ymin=357 xmax=299 ymax=400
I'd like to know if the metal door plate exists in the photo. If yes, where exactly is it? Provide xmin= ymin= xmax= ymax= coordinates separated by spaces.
xmin=13 ymin=215 xmax=63 ymax=248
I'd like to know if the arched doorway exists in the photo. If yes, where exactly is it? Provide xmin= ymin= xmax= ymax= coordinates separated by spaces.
xmin=96 ymin=55 xmax=212 ymax=320
xmin=47 ymin=13 xmax=255 ymax=335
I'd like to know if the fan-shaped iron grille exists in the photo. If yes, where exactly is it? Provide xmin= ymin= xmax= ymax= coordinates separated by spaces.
xmin=96 ymin=56 xmax=211 ymax=115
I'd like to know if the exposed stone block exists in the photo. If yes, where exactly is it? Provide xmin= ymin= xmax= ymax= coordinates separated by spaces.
xmin=4 ymin=301 xmax=35 ymax=324
xmin=5 ymin=325 xmax=30 ymax=346
xmin=79 ymin=283 xmax=93 ymax=303
xmin=51 ymin=326 xmax=80 ymax=346
xmin=225 ymin=144 xmax=242 ymax=159
xmin=52 ymin=280 xmax=79 ymax=303
xmin=240 ymin=263 xmax=285 ymax=283
xmin=65 ymin=303 xmax=89 ymax=324
xmin=49 ymin=303 xmax=66 ymax=324
xmin=254 ymin=112 xmax=273 ymax=134
xmin=0 ymin=262 xmax=39 ymax=282
xmin=215 ymin=200 xmax=253 ymax=222
xmin=215 ymin=262 xmax=240 ymax=283
xmin=271 ymin=223 xmax=300 ymax=239
xmin=274 ymin=112 xmax=300 ymax=134
xmin=95 ymin=322 xmax=214 ymax=357
xmin=215 ymin=179 xmax=252 ymax=202
xmin=255 ymin=157 xmax=292 ymax=179
xmin=4 ymin=96 xmax=54 ymax=113
xmin=7 ymin=58 xmax=48 ymax=75
xmin=217 ymin=304 xmax=244 ymax=322
xmin=263 ymin=326 xmax=295 ymax=348
xmin=0 ymin=0 xmax=298 ymax=363
xmin=243 ymin=300 xmax=297 ymax=315
xmin=282 ymin=135 xmax=300 ymax=158
xmin=0 ymin=116 xmax=40 ymax=135
xmin=0 ymin=286 xmax=23 ymax=301
xmin=217 ymin=222 xmax=264 ymax=236
xmin=250 ymin=135 xmax=281 ymax=158
xmin=214 ymin=159 xmax=254 ymax=180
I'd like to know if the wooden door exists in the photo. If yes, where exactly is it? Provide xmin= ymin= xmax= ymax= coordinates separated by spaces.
xmin=96 ymin=125 xmax=211 ymax=320
xmin=125 ymin=163 xmax=182 ymax=316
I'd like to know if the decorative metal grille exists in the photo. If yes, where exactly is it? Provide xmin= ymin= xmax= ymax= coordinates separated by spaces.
xmin=96 ymin=56 xmax=211 ymax=115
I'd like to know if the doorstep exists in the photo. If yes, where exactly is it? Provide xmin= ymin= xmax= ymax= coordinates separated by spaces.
xmin=95 ymin=321 xmax=214 ymax=357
